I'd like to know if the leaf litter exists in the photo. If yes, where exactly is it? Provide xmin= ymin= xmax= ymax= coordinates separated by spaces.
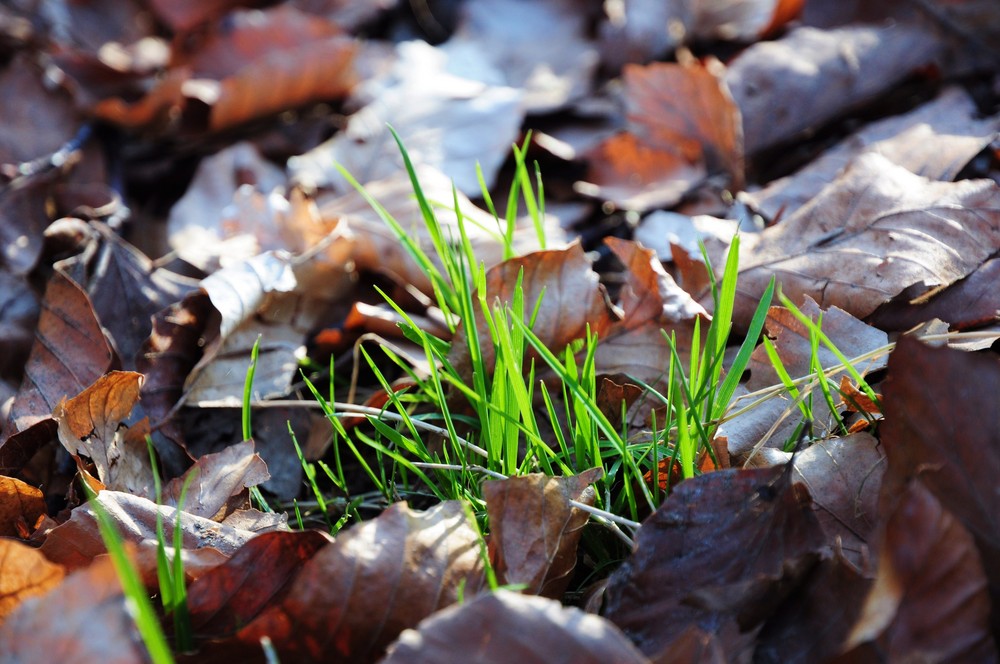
xmin=0 ymin=1 xmax=998 ymax=662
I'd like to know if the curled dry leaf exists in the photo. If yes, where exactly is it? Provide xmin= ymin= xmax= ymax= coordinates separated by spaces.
xmin=839 ymin=481 xmax=997 ymax=662
xmin=0 ymin=539 xmax=65 ymax=624
xmin=186 ymin=529 xmax=331 ymax=638
xmin=576 ymin=59 xmax=742 ymax=211
xmin=0 ymin=475 xmax=45 ymax=537
xmin=879 ymin=337 xmax=1000 ymax=595
xmin=382 ymin=589 xmax=650 ymax=664
xmin=595 ymin=237 xmax=708 ymax=386
xmin=483 ymin=468 xmax=602 ymax=598
xmin=53 ymin=370 xmax=152 ymax=496
xmin=602 ymin=465 xmax=825 ymax=657
xmin=724 ymin=154 xmax=1000 ymax=329
xmin=238 ymin=500 xmax=485 ymax=663
xmin=0 ymin=555 xmax=148 ymax=663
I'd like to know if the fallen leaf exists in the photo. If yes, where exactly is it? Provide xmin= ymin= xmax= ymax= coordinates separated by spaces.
xmin=879 ymin=337 xmax=1000 ymax=602
xmin=483 ymin=468 xmax=602 ymax=598
xmin=0 ymin=539 xmax=65 ymax=624
xmin=743 ymin=87 xmax=1000 ymax=221
xmin=0 ymin=555 xmax=149 ymax=663
xmin=724 ymin=154 xmax=1000 ymax=329
xmin=576 ymin=59 xmax=742 ymax=211
xmin=238 ymin=500 xmax=485 ymax=663
xmin=382 ymin=589 xmax=650 ymax=664
xmin=0 ymin=475 xmax=46 ymax=537
xmin=727 ymin=23 xmax=946 ymax=153
xmin=39 ymin=490 xmax=270 ymax=573
xmin=53 ymin=371 xmax=152 ymax=496
xmin=163 ymin=439 xmax=270 ymax=520
xmin=186 ymin=529 xmax=331 ymax=638
xmin=719 ymin=298 xmax=888 ymax=460
xmin=869 ymin=256 xmax=1000 ymax=332
xmin=754 ymin=551 xmax=872 ymax=664
xmin=602 ymin=465 xmax=825 ymax=657
xmin=451 ymin=0 xmax=598 ymax=113
xmin=4 ymin=271 xmax=112 ymax=442
xmin=595 ymin=237 xmax=709 ymax=386
xmin=287 ymin=39 xmax=522 ymax=196
xmin=839 ymin=480 xmax=997 ymax=662
xmin=790 ymin=433 xmax=885 ymax=565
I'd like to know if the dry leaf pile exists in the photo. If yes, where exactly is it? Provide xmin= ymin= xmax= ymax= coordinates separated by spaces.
xmin=0 ymin=0 xmax=999 ymax=661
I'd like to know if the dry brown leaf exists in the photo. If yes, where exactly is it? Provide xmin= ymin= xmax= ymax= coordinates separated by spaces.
xmin=483 ymin=468 xmax=601 ymax=598
xmin=3 ymin=271 xmax=112 ymax=450
xmin=727 ymin=23 xmax=946 ymax=153
xmin=0 ymin=475 xmax=45 ymax=538
xmin=39 ymin=490 xmax=269 ymax=574
xmin=162 ymin=439 xmax=270 ymax=520
xmin=238 ymin=500 xmax=485 ymax=663
xmin=879 ymin=337 xmax=1000 ymax=600
xmin=595 ymin=238 xmax=708 ymax=386
xmin=0 ymin=555 xmax=148 ymax=663
xmin=186 ymin=529 xmax=331 ymax=638
xmin=53 ymin=371 xmax=152 ymax=496
xmin=725 ymin=154 xmax=1000 ymax=328
xmin=791 ymin=433 xmax=885 ymax=565
xmin=0 ymin=539 xmax=65 ymax=625
xmin=576 ymin=60 xmax=742 ymax=211
xmin=383 ymin=590 xmax=650 ymax=664
xmin=603 ymin=465 xmax=825 ymax=657
xmin=839 ymin=481 xmax=997 ymax=662
xmin=743 ymin=87 xmax=1000 ymax=221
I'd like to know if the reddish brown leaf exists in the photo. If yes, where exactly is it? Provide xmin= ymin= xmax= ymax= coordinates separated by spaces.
xmin=870 ymin=256 xmax=1000 ymax=333
xmin=186 ymin=529 xmax=331 ymax=637
xmin=879 ymin=337 xmax=1000 ymax=601
xmin=839 ymin=481 xmax=997 ymax=662
xmin=450 ymin=241 xmax=614 ymax=378
xmin=238 ymin=501 xmax=485 ymax=663
xmin=4 ymin=271 xmax=112 ymax=441
xmin=0 ymin=475 xmax=45 ymax=538
xmin=596 ymin=238 xmax=708 ymax=386
xmin=483 ymin=468 xmax=602 ymax=598
xmin=383 ymin=589 xmax=650 ymax=664
xmin=0 ymin=539 xmax=65 ymax=624
xmin=53 ymin=371 xmax=152 ymax=496
xmin=603 ymin=465 xmax=825 ymax=657
xmin=577 ymin=60 xmax=742 ymax=211
xmin=0 ymin=555 xmax=149 ymax=662
xmin=147 ymin=0 xmax=251 ymax=32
